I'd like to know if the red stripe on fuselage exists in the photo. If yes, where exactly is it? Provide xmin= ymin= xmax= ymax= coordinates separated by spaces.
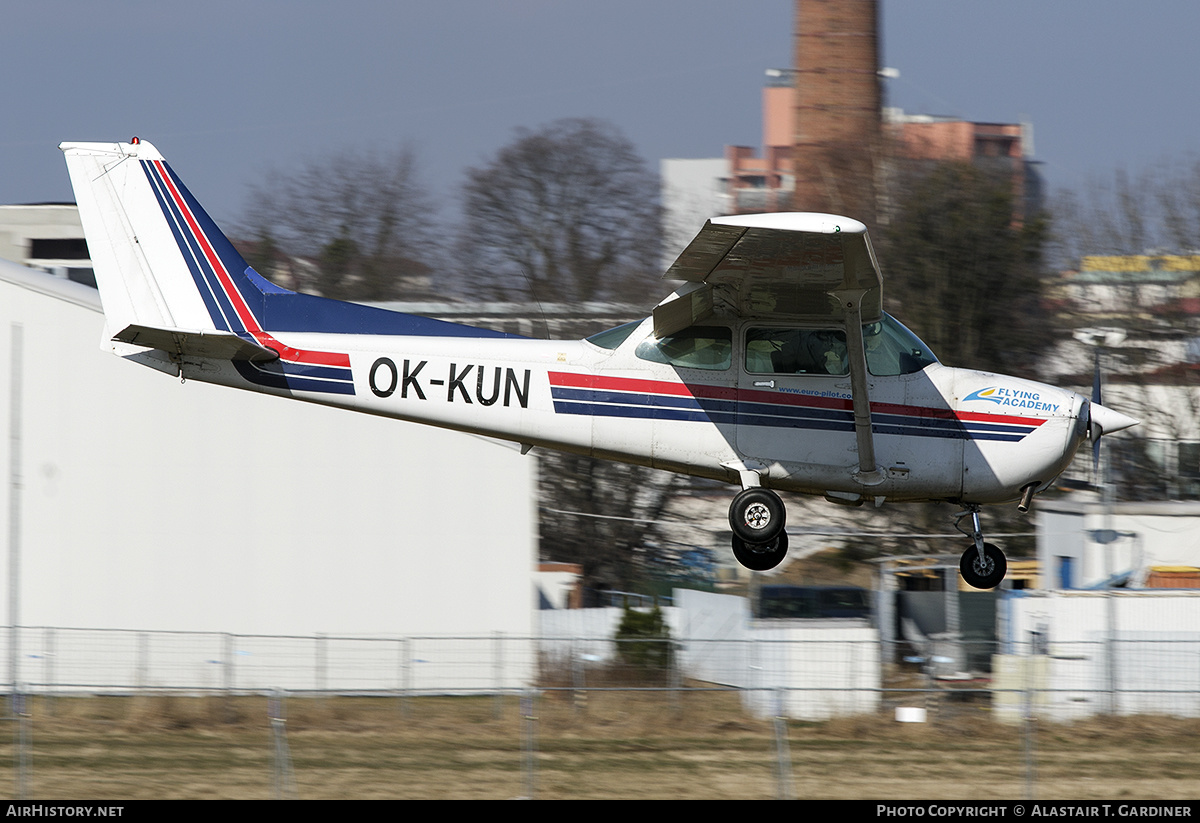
xmin=549 ymin=371 xmax=737 ymax=401
xmin=152 ymin=161 xmax=350 ymax=369
xmin=870 ymin=400 xmax=1047 ymax=427
xmin=547 ymin=371 xmax=1047 ymax=428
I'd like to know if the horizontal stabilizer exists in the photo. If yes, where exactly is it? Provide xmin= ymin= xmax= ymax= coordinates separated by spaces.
xmin=114 ymin=324 xmax=279 ymax=362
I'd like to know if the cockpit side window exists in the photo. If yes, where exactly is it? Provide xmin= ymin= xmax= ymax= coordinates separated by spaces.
xmin=744 ymin=317 xmax=937 ymax=377
xmin=745 ymin=328 xmax=848 ymax=375
xmin=635 ymin=326 xmax=732 ymax=370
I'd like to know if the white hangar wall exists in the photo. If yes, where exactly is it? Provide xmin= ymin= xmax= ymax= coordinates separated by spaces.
xmin=997 ymin=590 xmax=1200 ymax=721
xmin=0 ymin=261 xmax=536 ymax=642
xmin=1037 ymin=497 xmax=1200 ymax=589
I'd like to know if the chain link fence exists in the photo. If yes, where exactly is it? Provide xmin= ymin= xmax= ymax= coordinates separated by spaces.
xmin=5 ymin=625 xmax=1200 ymax=720
xmin=4 ymin=625 xmax=1200 ymax=798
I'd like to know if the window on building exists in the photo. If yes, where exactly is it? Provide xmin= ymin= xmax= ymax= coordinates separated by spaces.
xmin=29 ymin=238 xmax=89 ymax=260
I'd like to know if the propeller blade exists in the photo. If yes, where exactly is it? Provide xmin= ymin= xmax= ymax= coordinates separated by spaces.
xmin=1086 ymin=346 xmax=1138 ymax=484
xmin=1091 ymin=348 xmax=1103 ymax=479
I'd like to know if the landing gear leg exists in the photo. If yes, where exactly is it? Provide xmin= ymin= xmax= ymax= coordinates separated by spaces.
xmin=728 ymin=486 xmax=789 ymax=571
xmin=955 ymin=505 xmax=1007 ymax=589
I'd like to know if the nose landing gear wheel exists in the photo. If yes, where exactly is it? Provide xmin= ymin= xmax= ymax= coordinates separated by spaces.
xmin=731 ymin=531 xmax=789 ymax=572
xmin=959 ymin=542 xmax=1006 ymax=589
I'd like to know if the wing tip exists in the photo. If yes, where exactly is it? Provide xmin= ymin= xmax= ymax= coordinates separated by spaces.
xmin=710 ymin=212 xmax=867 ymax=235
xmin=59 ymin=139 xmax=163 ymax=161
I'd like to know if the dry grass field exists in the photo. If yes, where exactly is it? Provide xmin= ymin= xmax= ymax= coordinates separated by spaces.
xmin=2 ymin=691 xmax=1199 ymax=800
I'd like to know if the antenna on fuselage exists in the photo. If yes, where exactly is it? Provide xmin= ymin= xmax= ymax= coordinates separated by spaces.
xmin=519 ymin=265 xmax=551 ymax=340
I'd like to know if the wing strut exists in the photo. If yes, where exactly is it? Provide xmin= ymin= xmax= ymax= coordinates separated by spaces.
xmin=832 ymin=288 xmax=884 ymax=486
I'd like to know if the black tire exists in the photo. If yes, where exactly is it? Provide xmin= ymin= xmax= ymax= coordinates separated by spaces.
xmin=728 ymin=487 xmax=786 ymax=544
xmin=959 ymin=542 xmax=1007 ymax=589
xmin=731 ymin=531 xmax=789 ymax=572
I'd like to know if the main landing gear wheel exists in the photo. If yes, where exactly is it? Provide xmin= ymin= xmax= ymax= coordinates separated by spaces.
xmin=729 ymin=487 xmax=786 ymax=545
xmin=732 ymin=532 xmax=789 ymax=572
xmin=959 ymin=542 xmax=1007 ymax=589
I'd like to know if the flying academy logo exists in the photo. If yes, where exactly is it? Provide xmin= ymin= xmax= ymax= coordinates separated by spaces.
xmin=964 ymin=386 xmax=1061 ymax=414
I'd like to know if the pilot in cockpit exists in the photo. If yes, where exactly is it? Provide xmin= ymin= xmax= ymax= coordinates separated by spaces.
xmin=862 ymin=321 xmax=893 ymax=374
xmin=805 ymin=330 xmax=848 ymax=375
xmin=805 ymin=323 xmax=884 ymax=375
xmin=756 ymin=326 xmax=891 ymax=376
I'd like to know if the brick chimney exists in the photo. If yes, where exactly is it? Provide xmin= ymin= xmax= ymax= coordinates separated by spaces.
xmin=792 ymin=0 xmax=882 ymax=225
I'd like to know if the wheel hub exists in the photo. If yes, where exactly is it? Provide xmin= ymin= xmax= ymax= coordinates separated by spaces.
xmin=972 ymin=556 xmax=994 ymax=575
xmin=744 ymin=502 xmax=771 ymax=530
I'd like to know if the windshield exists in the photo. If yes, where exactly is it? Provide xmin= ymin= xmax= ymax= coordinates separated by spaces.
xmin=865 ymin=314 xmax=938 ymax=376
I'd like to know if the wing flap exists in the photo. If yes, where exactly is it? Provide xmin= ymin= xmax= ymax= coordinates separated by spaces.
xmin=651 ymin=285 xmax=715 ymax=339
xmin=664 ymin=223 xmax=746 ymax=283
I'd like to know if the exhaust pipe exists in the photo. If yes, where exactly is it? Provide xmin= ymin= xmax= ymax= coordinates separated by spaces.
xmin=1017 ymin=482 xmax=1038 ymax=513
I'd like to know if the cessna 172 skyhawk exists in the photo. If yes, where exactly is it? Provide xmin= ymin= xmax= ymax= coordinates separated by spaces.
xmin=61 ymin=139 xmax=1137 ymax=588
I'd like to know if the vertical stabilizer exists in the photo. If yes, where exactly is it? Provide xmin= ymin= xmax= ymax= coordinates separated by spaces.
xmin=60 ymin=139 xmax=255 ymax=347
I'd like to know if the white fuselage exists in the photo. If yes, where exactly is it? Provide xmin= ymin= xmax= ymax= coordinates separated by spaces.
xmin=175 ymin=315 xmax=1088 ymax=507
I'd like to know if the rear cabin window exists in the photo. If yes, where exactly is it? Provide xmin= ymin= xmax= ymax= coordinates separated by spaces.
xmin=635 ymin=326 xmax=732 ymax=370
xmin=586 ymin=320 xmax=642 ymax=350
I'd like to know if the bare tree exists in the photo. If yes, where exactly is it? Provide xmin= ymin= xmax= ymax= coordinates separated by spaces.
xmin=878 ymin=161 xmax=1052 ymax=377
xmin=541 ymin=457 xmax=685 ymax=600
xmin=458 ymin=118 xmax=662 ymax=302
xmin=457 ymin=118 xmax=680 ymax=593
xmin=1156 ymin=156 xmax=1200 ymax=251
xmin=239 ymin=146 xmax=438 ymax=301
xmin=1047 ymin=155 xmax=1200 ymax=501
xmin=1051 ymin=154 xmax=1200 ymax=267
xmin=1050 ymin=167 xmax=1157 ymax=265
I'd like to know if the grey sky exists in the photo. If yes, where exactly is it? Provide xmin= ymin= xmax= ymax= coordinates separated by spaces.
xmin=3 ymin=1 xmax=1197 ymax=227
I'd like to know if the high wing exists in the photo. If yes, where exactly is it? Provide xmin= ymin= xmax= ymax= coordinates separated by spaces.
xmin=653 ymin=213 xmax=882 ymax=337
xmin=656 ymin=212 xmax=885 ymax=483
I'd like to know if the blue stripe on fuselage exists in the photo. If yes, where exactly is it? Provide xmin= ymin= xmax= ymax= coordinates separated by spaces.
xmin=551 ymin=387 xmax=1039 ymax=442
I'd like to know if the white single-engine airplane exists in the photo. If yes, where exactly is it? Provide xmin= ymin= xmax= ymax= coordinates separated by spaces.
xmin=61 ymin=139 xmax=1137 ymax=588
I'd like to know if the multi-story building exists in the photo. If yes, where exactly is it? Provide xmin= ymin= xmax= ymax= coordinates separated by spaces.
xmin=0 ymin=203 xmax=94 ymax=285
xmin=719 ymin=93 xmax=1042 ymax=221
